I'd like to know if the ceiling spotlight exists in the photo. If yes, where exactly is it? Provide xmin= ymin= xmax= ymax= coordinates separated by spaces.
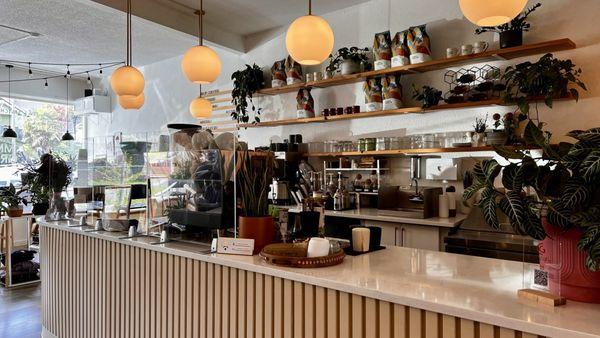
xmin=44 ymin=78 xmax=48 ymax=89
xmin=28 ymin=63 xmax=33 ymax=77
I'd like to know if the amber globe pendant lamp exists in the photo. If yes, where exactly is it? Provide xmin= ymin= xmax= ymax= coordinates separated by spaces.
xmin=286 ymin=0 xmax=334 ymax=65
xmin=119 ymin=93 xmax=145 ymax=110
xmin=190 ymin=85 xmax=212 ymax=118
xmin=459 ymin=0 xmax=527 ymax=26
xmin=111 ymin=0 xmax=145 ymax=100
xmin=181 ymin=0 xmax=222 ymax=84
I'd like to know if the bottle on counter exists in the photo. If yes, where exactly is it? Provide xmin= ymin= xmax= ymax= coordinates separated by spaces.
xmin=354 ymin=174 xmax=364 ymax=192
xmin=439 ymin=180 xmax=450 ymax=218
xmin=446 ymin=185 xmax=457 ymax=217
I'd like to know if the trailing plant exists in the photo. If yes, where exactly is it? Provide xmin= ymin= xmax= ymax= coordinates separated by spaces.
xmin=473 ymin=116 xmax=487 ymax=133
xmin=231 ymin=64 xmax=265 ymax=124
xmin=475 ymin=3 xmax=542 ymax=34
xmin=237 ymin=151 xmax=274 ymax=217
xmin=39 ymin=153 xmax=72 ymax=192
xmin=463 ymin=121 xmax=600 ymax=271
xmin=412 ymin=84 xmax=442 ymax=108
xmin=502 ymin=53 xmax=587 ymax=116
xmin=326 ymin=47 xmax=371 ymax=73
xmin=0 ymin=184 xmax=28 ymax=211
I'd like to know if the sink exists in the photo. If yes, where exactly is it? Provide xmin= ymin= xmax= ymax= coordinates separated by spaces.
xmin=377 ymin=186 xmax=443 ymax=218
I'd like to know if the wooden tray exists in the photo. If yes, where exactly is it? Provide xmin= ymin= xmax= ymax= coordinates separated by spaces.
xmin=259 ymin=243 xmax=345 ymax=268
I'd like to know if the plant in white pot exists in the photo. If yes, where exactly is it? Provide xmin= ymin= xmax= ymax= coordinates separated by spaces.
xmin=464 ymin=121 xmax=600 ymax=303
xmin=326 ymin=47 xmax=371 ymax=76
xmin=237 ymin=151 xmax=275 ymax=254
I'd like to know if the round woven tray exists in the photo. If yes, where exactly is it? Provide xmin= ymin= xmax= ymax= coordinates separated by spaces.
xmin=259 ymin=243 xmax=345 ymax=268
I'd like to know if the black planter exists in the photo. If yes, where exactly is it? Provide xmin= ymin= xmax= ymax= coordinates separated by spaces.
xmin=499 ymin=30 xmax=523 ymax=49
xmin=32 ymin=202 xmax=49 ymax=216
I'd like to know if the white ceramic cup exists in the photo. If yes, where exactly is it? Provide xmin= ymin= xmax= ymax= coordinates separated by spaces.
xmin=313 ymin=72 xmax=322 ymax=81
xmin=305 ymin=73 xmax=313 ymax=82
xmin=474 ymin=41 xmax=489 ymax=53
xmin=461 ymin=44 xmax=474 ymax=56
xmin=446 ymin=47 xmax=459 ymax=58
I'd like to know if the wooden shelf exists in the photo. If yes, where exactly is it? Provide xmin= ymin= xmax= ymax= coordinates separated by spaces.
xmin=256 ymin=39 xmax=575 ymax=96
xmin=307 ymin=146 xmax=504 ymax=157
xmin=324 ymin=167 xmax=390 ymax=171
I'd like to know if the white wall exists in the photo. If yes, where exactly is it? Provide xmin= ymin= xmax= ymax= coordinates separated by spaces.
xmin=0 ymin=66 xmax=89 ymax=103
xmin=93 ymin=0 xmax=600 ymax=188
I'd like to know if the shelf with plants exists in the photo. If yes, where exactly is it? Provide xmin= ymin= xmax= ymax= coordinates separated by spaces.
xmin=255 ymin=39 xmax=575 ymax=97
xmin=238 ymin=95 xmax=575 ymax=128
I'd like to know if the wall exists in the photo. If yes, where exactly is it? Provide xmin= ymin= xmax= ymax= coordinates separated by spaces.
xmin=94 ymin=0 xmax=600 ymax=188
xmin=0 ymin=66 xmax=89 ymax=103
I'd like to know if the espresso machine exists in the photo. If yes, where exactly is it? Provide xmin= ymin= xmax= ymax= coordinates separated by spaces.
xmin=269 ymin=151 xmax=301 ymax=205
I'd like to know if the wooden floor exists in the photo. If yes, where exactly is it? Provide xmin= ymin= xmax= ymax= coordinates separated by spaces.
xmin=0 ymin=284 xmax=42 ymax=338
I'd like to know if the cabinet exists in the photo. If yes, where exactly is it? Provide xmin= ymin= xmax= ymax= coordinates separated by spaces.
xmin=74 ymin=95 xmax=111 ymax=114
xmin=365 ymin=220 xmax=440 ymax=251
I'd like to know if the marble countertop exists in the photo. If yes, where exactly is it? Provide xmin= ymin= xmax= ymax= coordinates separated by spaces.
xmin=40 ymin=219 xmax=600 ymax=338
xmin=323 ymin=208 xmax=466 ymax=227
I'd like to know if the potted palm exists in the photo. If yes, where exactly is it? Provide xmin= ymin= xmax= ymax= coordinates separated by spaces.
xmin=464 ymin=121 xmax=600 ymax=303
xmin=237 ymin=151 xmax=275 ymax=254
xmin=0 ymin=184 xmax=28 ymax=217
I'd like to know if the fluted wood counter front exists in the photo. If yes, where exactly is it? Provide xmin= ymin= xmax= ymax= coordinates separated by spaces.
xmin=39 ymin=220 xmax=600 ymax=338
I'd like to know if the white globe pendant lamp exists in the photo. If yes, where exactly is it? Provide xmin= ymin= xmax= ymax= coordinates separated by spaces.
xmin=111 ymin=0 xmax=145 ymax=100
xmin=286 ymin=0 xmax=334 ymax=65
xmin=181 ymin=0 xmax=221 ymax=84
xmin=119 ymin=93 xmax=145 ymax=110
xmin=459 ymin=0 xmax=527 ymax=26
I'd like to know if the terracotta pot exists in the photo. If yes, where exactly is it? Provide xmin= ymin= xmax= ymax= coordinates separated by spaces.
xmin=238 ymin=216 xmax=275 ymax=255
xmin=539 ymin=218 xmax=600 ymax=303
xmin=7 ymin=206 xmax=24 ymax=218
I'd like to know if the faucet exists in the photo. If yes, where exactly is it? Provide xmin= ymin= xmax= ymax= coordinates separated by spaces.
xmin=409 ymin=178 xmax=424 ymax=203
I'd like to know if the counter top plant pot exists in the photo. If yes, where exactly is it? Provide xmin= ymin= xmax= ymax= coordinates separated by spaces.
xmin=7 ymin=206 xmax=23 ymax=218
xmin=0 ymin=183 xmax=28 ymax=218
xmin=464 ymin=122 xmax=600 ymax=303
xmin=539 ymin=219 xmax=600 ymax=303
xmin=239 ymin=216 xmax=275 ymax=255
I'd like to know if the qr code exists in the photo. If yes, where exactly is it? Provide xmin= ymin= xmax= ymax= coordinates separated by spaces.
xmin=534 ymin=268 xmax=549 ymax=289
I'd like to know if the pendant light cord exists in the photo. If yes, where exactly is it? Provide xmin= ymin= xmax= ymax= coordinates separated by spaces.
xmin=66 ymin=76 xmax=70 ymax=132
xmin=126 ymin=0 xmax=132 ymax=66
xmin=199 ymin=0 xmax=204 ymax=46
xmin=308 ymin=0 xmax=312 ymax=15
xmin=7 ymin=65 xmax=11 ymax=128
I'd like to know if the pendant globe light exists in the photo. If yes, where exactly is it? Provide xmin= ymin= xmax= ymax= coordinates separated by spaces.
xmin=189 ymin=85 xmax=212 ymax=118
xmin=61 ymin=76 xmax=75 ymax=141
xmin=119 ymin=93 xmax=145 ymax=109
xmin=111 ymin=0 xmax=145 ymax=98
xmin=459 ymin=0 xmax=527 ymax=26
xmin=3 ymin=65 xmax=17 ymax=138
xmin=286 ymin=0 xmax=334 ymax=65
xmin=181 ymin=0 xmax=221 ymax=84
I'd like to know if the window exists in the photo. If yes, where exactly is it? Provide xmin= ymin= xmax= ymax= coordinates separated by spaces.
xmin=0 ymin=97 xmax=83 ymax=185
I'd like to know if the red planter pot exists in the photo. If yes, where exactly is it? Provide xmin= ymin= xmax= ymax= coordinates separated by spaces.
xmin=539 ymin=218 xmax=600 ymax=303
xmin=238 ymin=216 xmax=275 ymax=255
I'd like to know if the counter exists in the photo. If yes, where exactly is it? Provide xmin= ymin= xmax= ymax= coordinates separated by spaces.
xmin=323 ymin=207 xmax=466 ymax=227
xmin=39 ymin=220 xmax=600 ymax=338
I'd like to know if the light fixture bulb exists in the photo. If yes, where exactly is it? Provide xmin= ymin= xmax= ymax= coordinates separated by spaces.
xmin=189 ymin=97 xmax=212 ymax=118
xmin=181 ymin=45 xmax=222 ymax=84
xmin=286 ymin=14 xmax=334 ymax=65
xmin=110 ymin=65 xmax=145 ymax=96
xmin=118 ymin=93 xmax=145 ymax=109
xmin=459 ymin=0 xmax=527 ymax=26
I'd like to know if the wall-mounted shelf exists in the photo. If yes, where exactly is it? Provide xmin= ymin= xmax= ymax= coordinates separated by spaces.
xmin=239 ymin=96 xmax=574 ymax=128
xmin=308 ymin=146 xmax=524 ymax=157
xmin=324 ymin=167 xmax=390 ymax=171
xmin=256 ymin=39 xmax=575 ymax=96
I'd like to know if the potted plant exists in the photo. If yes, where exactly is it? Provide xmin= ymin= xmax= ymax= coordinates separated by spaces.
xmin=237 ymin=151 xmax=275 ymax=254
xmin=0 ymin=184 xmax=28 ymax=217
xmin=412 ymin=84 xmax=442 ymax=108
xmin=231 ymin=64 xmax=265 ymax=124
xmin=486 ymin=112 xmax=525 ymax=146
xmin=463 ymin=121 xmax=600 ymax=303
xmin=475 ymin=3 xmax=541 ymax=49
xmin=326 ymin=47 xmax=371 ymax=76
xmin=502 ymin=53 xmax=587 ymax=116
xmin=471 ymin=116 xmax=487 ymax=147
xmin=37 ymin=153 xmax=73 ymax=220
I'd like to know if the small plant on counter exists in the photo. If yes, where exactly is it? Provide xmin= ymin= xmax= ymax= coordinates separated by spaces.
xmin=326 ymin=47 xmax=371 ymax=74
xmin=502 ymin=53 xmax=587 ymax=116
xmin=475 ymin=3 xmax=541 ymax=48
xmin=473 ymin=116 xmax=487 ymax=134
xmin=22 ymin=161 xmax=51 ymax=215
xmin=0 ymin=184 xmax=28 ymax=217
xmin=412 ymin=84 xmax=442 ymax=108
xmin=463 ymin=121 xmax=600 ymax=272
xmin=237 ymin=151 xmax=274 ymax=217
xmin=231 ymin=64 xmax=265 ymax=124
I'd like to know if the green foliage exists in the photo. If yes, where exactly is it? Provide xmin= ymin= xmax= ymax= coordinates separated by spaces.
xmin=231 ymin=64 xmax=265 ymax=124
xmin=502 ymin=54 xmax=587 ymax=115
xmin=411 ymin=84 xmax=442 ymax=108
xmin=21 ymin=103 xmax=75 ymax=160
xmin=237 ymin=151 xmax=273 ymax=217
xmin=0 ymin=183 xmax=27 ymax=211
xmin=326 ymin=47 xmax=371 ymax=73
xmin=475 ymin=3 xmax=541 ymax=34
xmin=464 ymin=121 xmax=600 ymax=270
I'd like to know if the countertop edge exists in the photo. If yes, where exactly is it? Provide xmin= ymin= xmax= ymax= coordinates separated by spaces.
xmin=38 ymin=220 xmax=599 ymax=338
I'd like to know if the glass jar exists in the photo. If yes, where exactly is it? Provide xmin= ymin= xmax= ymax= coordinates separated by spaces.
xmin=376 ymin=137 xmax=389 ymax=151
xmin=358 ymin=138 xmax=366 ymax=152
xmin=389 ymin=137 xmax=400 ymax=150
xmin=365 ymin=138 xmax=376 ymax=151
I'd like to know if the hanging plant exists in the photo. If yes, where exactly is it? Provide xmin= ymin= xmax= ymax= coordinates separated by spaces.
xmin=231 ymin=64 xmax=265 ymax=124
xmin=412 ymin=84 xmax=442 ymax=108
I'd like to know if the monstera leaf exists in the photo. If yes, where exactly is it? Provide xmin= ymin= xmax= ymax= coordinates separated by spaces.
xmin=478 ymin=187 xmax=500 ymax=230
xmin=499 ymin=191 xmax=527 ymax=234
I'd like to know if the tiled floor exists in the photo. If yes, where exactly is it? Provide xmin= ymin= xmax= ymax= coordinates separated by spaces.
xmin=0 ymin=284 xmax=41 ymax=338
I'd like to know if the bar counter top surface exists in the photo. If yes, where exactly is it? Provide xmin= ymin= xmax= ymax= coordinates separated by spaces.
xmin=322 ymin=207 xmax=466 ymax=227
xmin=40 ymin=219 xmax=600 ymax=338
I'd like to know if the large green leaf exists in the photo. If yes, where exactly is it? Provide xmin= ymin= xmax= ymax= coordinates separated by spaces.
xmin=462 ymin=182 xmax=484 ymax=201
xmin=581 ymin=150 xmax=600 ymax=184
xmin=499 ymin=191 xmax=527 ymax=234
xmin=501 ymin=163 xmax=523 ymax=191
xmin=523 ymin=121 xmax=559 ymax=159
xmin=535 ymin=164 xmax=570 ymax=199
xmin=547 ymin=200 xmax=572 ymax=229
xmin=575 ymin=128 xmax=600 ymax=144
xmin=561 ymin=177 xmax=590 ymax=208
xmin=478 ymin=187 xmax=500 ymax=230
xmin=571 ymin=205 xmax=600 ymax=227
xmin=493 ymin=145 xmax=525 ymax=160
xmin=578 ymin=225 xmax=600 ymax=251
xmin=523 ymin=202 xmax=546 ymax=240
xmin=586 ymin=241 xmax=600 ymax=271
xmin=473 ymin=160 xmax=500 ymax=184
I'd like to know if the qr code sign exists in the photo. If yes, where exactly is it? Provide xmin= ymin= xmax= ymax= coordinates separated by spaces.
xmin=534 ymin=268 xmax=549 ymax=289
